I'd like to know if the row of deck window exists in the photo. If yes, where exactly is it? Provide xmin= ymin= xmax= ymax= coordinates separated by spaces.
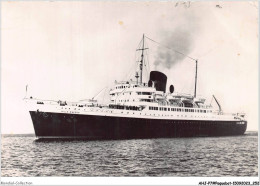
xmin=119 ymin=99 xmax=132 ymax=102
xmin=116 ymin=85 xmax=129 ymax=89
xmin=137 ymin=92 xmax=152 ymax=95
xmin=149 ymin=106 xmax=212 ymax=113
xmin=118 ymin=99 xmax=153 ymax=102
xmin=115 ymin=85 xmax=138 ymax=89
xmin=109 ymin=105 xmax=140 ymax=110
xmin=112 ymin=92 xmax=151 ymax=96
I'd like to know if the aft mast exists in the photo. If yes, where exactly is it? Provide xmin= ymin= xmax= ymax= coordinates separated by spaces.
xmin=194 ymin=60 xmax=198 ymax=98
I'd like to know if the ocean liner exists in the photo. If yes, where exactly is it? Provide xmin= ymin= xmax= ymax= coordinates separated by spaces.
xmin=25 ymin=35 xmax=247 ymax=139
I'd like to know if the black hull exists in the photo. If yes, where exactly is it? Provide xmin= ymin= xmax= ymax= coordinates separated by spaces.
xmin=30 ymin=111 xmax=247 ymax=140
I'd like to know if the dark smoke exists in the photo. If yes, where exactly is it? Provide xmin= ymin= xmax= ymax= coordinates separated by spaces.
xmin=154 ymin=12 xmax=199 ymax=69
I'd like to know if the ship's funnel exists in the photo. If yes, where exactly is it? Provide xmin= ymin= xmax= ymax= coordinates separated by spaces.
xmin=149 ymin=71 xmax=167 ymax=93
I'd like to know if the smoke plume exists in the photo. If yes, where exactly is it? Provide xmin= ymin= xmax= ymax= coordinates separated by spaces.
xmin=154 ymin=11 xmax=200 ymax=69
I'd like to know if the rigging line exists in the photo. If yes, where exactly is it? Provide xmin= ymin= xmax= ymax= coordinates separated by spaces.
xmin=142 ymin=37 xmax=150 ymax=81
xmin=90 ymin=86 xmax=107 ymax=100
xmin=144 ymin=50 xmax=150 ymax=80
xmin=123 ymin=44 xmax=140 ymax=81
xmin=145 ymin=36 xmax=197 ymax=61
xmin=210 ymin=96 xmax=214 ymax=106
xmin=125 ymin=64 xmax=135 ymax=81
xmin=137 ymin=37 xmax=143 ymax=49
xmin=124 ymin=60 xmax=136 ymax=81
xmin=197 ymin=42 xmax=221 ymax=59
xmin=145 ymin=41 xmax=150 ymax=75
xmin=144 ymin=64 xmax=149 ymax=82
xmin=102 ymin=87 xmax=108 ymax=105
xmin=142 ymin=41 xmax=148 ymax=80
xmin=128 ymin=45 xmax=141 ymax=80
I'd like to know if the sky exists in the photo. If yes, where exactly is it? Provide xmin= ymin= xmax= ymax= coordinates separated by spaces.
xmin=1 ymin=1 xmax=259 ymax=134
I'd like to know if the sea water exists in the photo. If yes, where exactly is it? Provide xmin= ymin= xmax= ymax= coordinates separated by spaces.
xmin=1 ymin=132 xmax=258 ymax=176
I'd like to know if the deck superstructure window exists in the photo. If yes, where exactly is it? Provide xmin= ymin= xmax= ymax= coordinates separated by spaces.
xmin=140 ymin=99 xmax=151 ymax=102
xmin=137 ymin=92 xmax=152 ymax=95
xmin=149 ymin=107 xmax=158 ymax=110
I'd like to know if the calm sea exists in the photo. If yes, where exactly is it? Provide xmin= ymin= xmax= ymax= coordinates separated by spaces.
xmin=1 ymin=132 xmax=258 ymax=177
